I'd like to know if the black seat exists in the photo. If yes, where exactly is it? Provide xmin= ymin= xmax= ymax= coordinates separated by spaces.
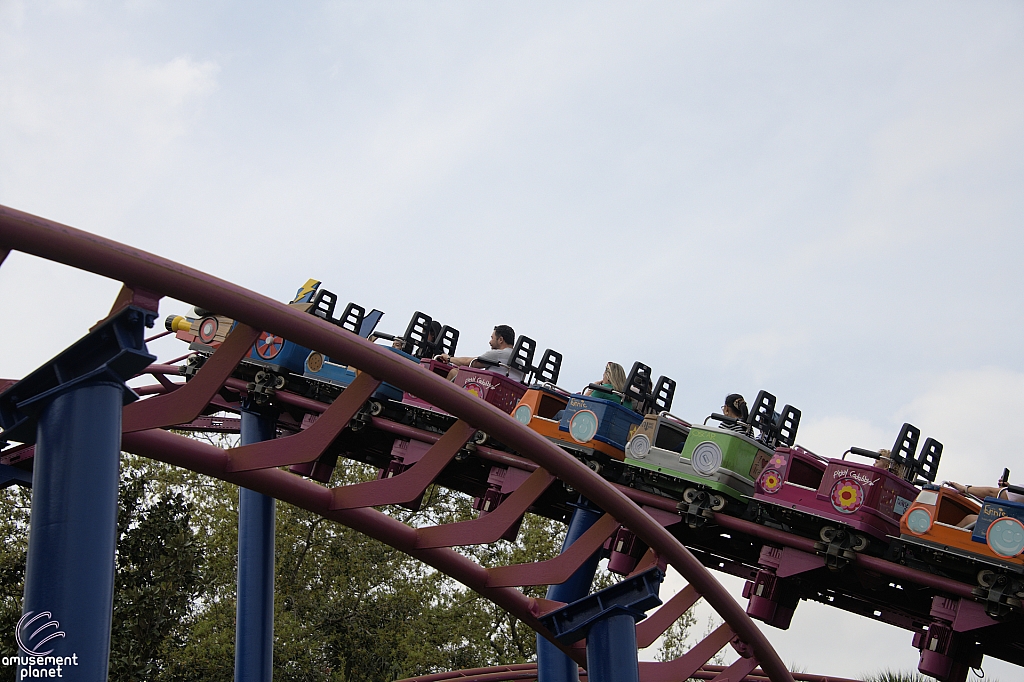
xmin=310 ymin=288 xmax=338 ymax=321
xmin=437 ymin=325 xmax=459 ymax=357
xmin=401 ymin=311 xmax=433 ymax=357
xmin=531 ymin=349 xmax=562 ymax=385
xmin=652 ymin=376 xmax=676 ymax=413
xmin=623 ymin=362 xmax=654 ymax=412
xmin=913 ymin=437 xmax=942 ymax=483
xmin=338 ymin=302 xmax=365 ymax=334
xmin=309 ymin=288 xmax=365 ymax=333
xmin=772 ymin=405 xmax=801 ymax=448
xmin=748 ymin=390 xmax=777 ymax=437
xmin=501 ymin=335 xmax=536 ymax=380
xmin=890 ymin=423 xmax=921 ymax=475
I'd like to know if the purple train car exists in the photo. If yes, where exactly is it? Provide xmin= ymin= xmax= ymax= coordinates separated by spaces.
xmin=402 ymin=335 xmax=562 ymax=419
xmin=753 ymin=424 xmax=941 ymax=563
xmin=742 ymin=424 xmax=942 ymax=630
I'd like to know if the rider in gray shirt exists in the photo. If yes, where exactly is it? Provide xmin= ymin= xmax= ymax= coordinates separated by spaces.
xmin=435 ymin=325 xmax=523 ymax=382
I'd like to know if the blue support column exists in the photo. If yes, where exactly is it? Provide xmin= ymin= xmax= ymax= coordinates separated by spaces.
xmin=0 ymin=306 xmax=155 ymax=682
xmin=21 ymin=384 xmax=125 ymax=680
xmin=539 ymin=567 xmax=663 ymax=682
xmin=537 ymin=498 xmax=603 ymax=682
xmin=585 ymin=613 xmax=640 ymax=682
xmin=235 ymin=409 xmax=276 ymax=682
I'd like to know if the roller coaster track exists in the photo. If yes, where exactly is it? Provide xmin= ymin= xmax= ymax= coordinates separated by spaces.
xmin=393 ymin=663 xmax=861 ymax=682
xmin=0 ymin=203 xmax=1014 ymax=681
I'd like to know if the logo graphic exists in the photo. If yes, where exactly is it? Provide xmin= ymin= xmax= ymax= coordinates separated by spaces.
xmin=254 ymin=332 xmax=284 ymax=359
xmin=831 ymin=478 xmax=865 ymax=514
xmin=759 ymin=468 xmax=784 ymax=494
xmin=16 ymin=611 xmax=65 ymax=656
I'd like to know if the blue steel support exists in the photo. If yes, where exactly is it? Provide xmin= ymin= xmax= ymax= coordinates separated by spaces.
xmin=20 ymin=383 xmax=124 ymax=680
xmin=235 ymin=409 xmax=277 ymax=682
xmin=537 ymin=498 xmax=604 ymax=682
xmin=0 ymin=306 xmax=156 ymax=681
xmin=538 ymin=568 xmax=663 ymax=682
xmin=585 ymin=613 xmax=640 ymax=682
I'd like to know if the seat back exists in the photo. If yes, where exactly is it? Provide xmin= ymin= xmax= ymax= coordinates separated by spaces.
xmin=505 ymin=335 xmax=536 ymax=379
xmin=309 ymin=288 xmax=365 ymax=333
xmin=652 ymin=376 xmax=676 ymax=413
xmin=437 ymin=325 xmax=459 ymax=357
xmin=747 ymin=390 xmax=777 ymax=434
xmin=532 ymin=349 xmax=562 ymax=385
xmin=913 ymin=437 xmax=942 ymax=484
xmin=773 ymin=405 xmax=801 ymax=448
xmin=311 ymin=288 xmax=339 ymax=321
xmin=623 ymin=361 xmax=654 ymax=412
xmin=890 ymin=423 xmax=921 ymax=472
xmin=338 ymin=302 xmax=365 ymax=334
xmin=401 ymin=311 xmax=433 ymax=358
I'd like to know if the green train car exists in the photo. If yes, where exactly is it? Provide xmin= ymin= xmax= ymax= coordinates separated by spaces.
xmin=622 ymin=390 xmax=801 ymax=526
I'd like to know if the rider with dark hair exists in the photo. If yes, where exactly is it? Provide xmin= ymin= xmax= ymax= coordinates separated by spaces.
xmin=719 ymin=393 xmax=753 ymax=436
xmin=415 ymin=320 xmax=444 ymax=359
xmin=492 ymin=324 xmax=515 ymax=346
xmin=435 ymin=325 xmax=522 ymax=381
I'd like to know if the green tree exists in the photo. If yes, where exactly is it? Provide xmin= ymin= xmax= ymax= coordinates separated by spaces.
xmin=0 ymin=448 xmax=615 ymax=681
xmin=108 ymin=467 xmax=203 ymax=680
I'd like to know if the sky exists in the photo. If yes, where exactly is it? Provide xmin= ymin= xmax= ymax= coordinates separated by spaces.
xmin=2 ymin=1 xmax=1023 ymax=678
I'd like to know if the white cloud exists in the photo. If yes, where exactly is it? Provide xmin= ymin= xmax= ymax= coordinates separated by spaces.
xmin=99 ymin=56 xmax=219 ymax=150
xmin=0 ymin=48 xmax=218 ymax=222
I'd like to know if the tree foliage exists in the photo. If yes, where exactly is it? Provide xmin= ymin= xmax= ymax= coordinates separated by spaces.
xmin=0 ymin=449 xmax=580 ymax=681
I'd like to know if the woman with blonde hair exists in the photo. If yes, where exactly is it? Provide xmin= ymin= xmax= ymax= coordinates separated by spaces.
xmin=585 ymin=362 xmax=628 ymax=405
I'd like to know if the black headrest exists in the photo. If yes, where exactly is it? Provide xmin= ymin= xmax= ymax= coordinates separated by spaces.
xmin=402 ymin=311 xmax=433 ymax=357
xmin=533 ymin=349 xmax=562 ymax=385
xmin=437 ymin=325 xmax=459 ymax=357
xmin=338 ymin=302 xmax=365 ymax=334
xmin=414 ymin=321 xmax=457 ymax=359
xmin=747 ymin=390 xmax=777 ymax=431
xmin=890 ymin=423 xmax=921 ymax=470
xmin=309 ymin=288 xmax=365 ymax=333
xmin=311 ymin=288 xmax=338 ymax=321
xmin=773 ymin=405 xmax=801 ymax=447
xmin=623 ymin=362 xmax=653 ymax=410
xmin=508 ymin=335 xmax=537 ymax=374
xmin=913 ymin=437 xmax=942 ymax=483
xmin=652 ymin=376 xmax=675 ymax=413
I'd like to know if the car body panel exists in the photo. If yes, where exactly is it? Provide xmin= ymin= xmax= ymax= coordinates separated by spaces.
xmin=900 ymin=487 xmax=1024 ymax=573
xmin=403 ymin=359 xmax=529 ymax=415
xmin=757 ymin=447 xmax=920 ymax=542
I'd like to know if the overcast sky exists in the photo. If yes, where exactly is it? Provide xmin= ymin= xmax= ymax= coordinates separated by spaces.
xmin=2 ymin=1 xmax=1023 ymax=678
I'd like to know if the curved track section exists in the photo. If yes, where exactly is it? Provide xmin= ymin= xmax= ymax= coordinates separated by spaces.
xmin=0 ymin=204 xmax=795 ymax=680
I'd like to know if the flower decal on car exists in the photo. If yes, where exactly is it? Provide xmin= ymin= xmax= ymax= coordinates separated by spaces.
xmin=831 ymin=478 xmax=865 ymax=514
xmin=768 ymin=453 xmax=787 ymax=470
xmin=759 ymin=468 xmax=783 ymax=494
